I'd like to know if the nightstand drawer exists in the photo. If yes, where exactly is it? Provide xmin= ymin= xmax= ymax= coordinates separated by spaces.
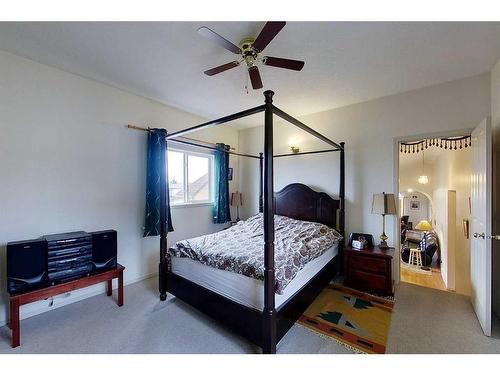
xmin=347 ymin=269 xmax=388 ymax=292
xmin=349 ymin=253 xmax=387 ymax=275
xmin=344 ymin=245 xmax=394 ymax=296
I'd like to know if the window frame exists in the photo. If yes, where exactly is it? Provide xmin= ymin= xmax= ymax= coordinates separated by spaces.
xmin=167 ymin=147 xmax=215 ymax=208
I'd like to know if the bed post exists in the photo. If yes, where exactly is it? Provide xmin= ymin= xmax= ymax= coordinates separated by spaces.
xmin=259 ymin=152 xmax=264 ymax=213
xmin=159 ymin=133 xmax=169 ymax=301
xmin=262 ymin=90 xmax=276 ymax=354
xmin=339 ymin=142 xmax=346 ymax=271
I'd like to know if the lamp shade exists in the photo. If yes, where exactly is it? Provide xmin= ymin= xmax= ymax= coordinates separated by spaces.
xmin=371 ymin=192 xmax=397 ymax=215
xmin=230 ymin=191 xmax=242 ymax=207
xmin=415 ymin=220 xmax=433 ymax=231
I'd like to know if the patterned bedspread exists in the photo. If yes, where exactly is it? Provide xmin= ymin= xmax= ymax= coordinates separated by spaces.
xmin=168 ymin=213 xmax=342 ymax=294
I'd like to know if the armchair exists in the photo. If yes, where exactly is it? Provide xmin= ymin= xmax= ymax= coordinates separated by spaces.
xmin=401 ymin=231 xmax=439 ymax=267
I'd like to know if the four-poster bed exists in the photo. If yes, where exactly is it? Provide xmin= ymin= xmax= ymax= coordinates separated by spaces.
xmin=157 ymin=90 xmax=345 ymax=354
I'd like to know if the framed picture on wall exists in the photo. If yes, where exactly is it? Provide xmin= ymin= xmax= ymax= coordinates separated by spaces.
xmin=410 ymin=201 xmax=420 ymax=210
xmin=228 ymin=167 xmax=233 ymax=181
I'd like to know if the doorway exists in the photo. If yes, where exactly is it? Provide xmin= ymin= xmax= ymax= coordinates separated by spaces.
xmin=397 ymin=134 xmax=472 ymax=294
xmin=399 ymin=189 xmax=446 ymax=290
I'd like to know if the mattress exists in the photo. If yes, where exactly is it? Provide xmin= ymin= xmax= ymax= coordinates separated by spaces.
xmin=170 ymin=213 xmax=343 ymax=294
xmin=171 ymin=243 xmax=338 ymax=311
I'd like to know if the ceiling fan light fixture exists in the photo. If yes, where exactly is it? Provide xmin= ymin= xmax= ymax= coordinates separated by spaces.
xmin=418 ymin=175 xmax=429 ymax=185
xmin=417 ymin=150 xmax=429 ymax=185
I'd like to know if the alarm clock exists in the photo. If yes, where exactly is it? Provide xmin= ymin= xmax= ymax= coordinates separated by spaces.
xmin=352 ymin=239 xmax=366 ymax=249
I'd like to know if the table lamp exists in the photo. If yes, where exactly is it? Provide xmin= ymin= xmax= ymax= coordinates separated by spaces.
xmin=372 ymin=192 xmax=397 ymax=248
xmin=415 ymin=220 xmax=433 ymax=231
xmin=231 ymin=191 xmax=243 ymax=222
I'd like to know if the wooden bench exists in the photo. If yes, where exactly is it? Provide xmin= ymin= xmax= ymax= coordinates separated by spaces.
xmin=8 ymin=264 xmax=125 ymax=348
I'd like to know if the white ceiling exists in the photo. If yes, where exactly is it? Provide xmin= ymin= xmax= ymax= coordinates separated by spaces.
xmin=1 ymin=22 xmax=500 ymax=128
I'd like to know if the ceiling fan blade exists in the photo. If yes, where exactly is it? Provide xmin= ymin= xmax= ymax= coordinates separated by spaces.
xmin=248 ymin=66 xmax=263 ymax=89
xmin=204 ymin=61 xmax=240 ymax=76
xmin=197 ymin=26 xmax=241 ymax=54
xmin=263 ymin=56 xmax=305 ymax=71
xmin=253 ymin=21 xmax=286 ymax=52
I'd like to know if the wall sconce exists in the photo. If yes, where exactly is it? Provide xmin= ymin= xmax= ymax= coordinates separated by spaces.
xmin=290 ymin=146 xmax=300 ymax=154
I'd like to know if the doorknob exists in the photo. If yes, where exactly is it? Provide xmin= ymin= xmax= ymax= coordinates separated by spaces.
xmin=473 ymin=232 xmax=485 ymax=239
xmin=487 ymin=235 xmax=500 ymax=240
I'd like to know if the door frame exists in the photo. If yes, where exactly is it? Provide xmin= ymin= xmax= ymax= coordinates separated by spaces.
xmin=392 ymin=128 xmax=473 ymax=285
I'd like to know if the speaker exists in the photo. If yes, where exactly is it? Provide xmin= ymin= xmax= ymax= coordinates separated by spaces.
xmin=7 ymin=239 xmax=48 ymax=294
xmin=90 ymin=230 xmax=117 ymax=273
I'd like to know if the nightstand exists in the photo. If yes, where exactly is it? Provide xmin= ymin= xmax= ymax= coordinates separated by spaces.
xmin=344 ymin=246 xmax=394 ymax=295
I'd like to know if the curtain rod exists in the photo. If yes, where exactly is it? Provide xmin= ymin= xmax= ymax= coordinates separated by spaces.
xmin=127 ymin=124 xmax=236 ymax=151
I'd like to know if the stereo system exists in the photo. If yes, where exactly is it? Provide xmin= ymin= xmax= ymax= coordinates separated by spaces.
xmin=45 ymin=231 xmax=93 ymax=284
xmin=7 ymin=229 xmax=117 ymax=295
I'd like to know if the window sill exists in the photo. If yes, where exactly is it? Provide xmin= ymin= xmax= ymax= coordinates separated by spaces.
xmin=171 ymin=202 xmax=214 ymax=210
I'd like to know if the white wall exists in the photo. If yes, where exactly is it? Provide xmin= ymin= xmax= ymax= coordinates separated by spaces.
xmin=239 ymin=74 xmax=490 ymax=259
xmin=0 ymin=50 xmax=240 ymax=326
xmin=449 ymin=148 xmax=472 ymax=295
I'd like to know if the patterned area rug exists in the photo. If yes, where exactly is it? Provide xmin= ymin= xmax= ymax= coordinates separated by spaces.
xmin=298 ymin=284 xmax=394 ymax=354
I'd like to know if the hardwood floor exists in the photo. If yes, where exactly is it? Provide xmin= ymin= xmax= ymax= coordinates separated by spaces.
xmin=400 ymin=263 xmax=447 ymax=291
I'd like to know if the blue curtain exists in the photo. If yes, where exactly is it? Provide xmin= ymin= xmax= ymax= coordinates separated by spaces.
xmin=213 ymin=143 xmax=231 ymax=224
xmin=144 ymin=128 xmax=174 ymax=237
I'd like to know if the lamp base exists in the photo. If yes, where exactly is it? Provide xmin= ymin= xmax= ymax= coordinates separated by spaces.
xmin=379 ymin=231 xmax=389 ymax=249
xmin=379 ymin=240 xmax=389 ymax=249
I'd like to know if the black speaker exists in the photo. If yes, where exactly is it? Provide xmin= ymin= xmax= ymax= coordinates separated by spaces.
xmin=7 ymin=239 xmax=49 ymax=294
xmin=90 ymin=230 xmax=117 ymax=273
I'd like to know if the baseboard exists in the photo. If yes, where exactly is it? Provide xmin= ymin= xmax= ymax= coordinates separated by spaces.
xmin=0 ymin=271 xmax=158 ymax=328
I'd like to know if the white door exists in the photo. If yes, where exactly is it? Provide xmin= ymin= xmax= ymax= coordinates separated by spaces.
xmin=470 ymin=117 xmax=492 ymax=336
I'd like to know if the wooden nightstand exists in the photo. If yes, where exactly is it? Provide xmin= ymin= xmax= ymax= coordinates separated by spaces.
xmin=344 ymin=246 xmax=394 ymax=295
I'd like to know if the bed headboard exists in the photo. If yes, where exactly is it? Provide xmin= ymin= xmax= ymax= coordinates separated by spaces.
xmin=274 ymin=183 xmax=340 ymax=229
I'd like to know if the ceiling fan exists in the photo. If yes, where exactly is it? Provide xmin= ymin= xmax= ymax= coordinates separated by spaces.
xmin=198 ymin=21 xmax=305 ymax=90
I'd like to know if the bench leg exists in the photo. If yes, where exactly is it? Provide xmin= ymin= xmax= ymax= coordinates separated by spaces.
xmin=106 ymin=279 xmax=113 ymax=296
xmin=118 ymin=270 xmax=124 ymax=307
xmin=10 ymin=298 xmax=20 ymax=348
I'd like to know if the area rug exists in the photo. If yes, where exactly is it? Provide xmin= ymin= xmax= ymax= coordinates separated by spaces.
xmin=297 ymin=284 xmax=394 ymax=354
xmin=401 ymin=262 xmax=433 ymax=275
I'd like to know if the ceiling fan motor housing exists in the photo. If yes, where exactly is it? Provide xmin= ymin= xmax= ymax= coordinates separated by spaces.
xmin=240 ymin=38 xmax=258 ymax=66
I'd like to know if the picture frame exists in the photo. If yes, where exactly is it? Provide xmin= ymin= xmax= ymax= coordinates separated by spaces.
xmin=410 ymin=201 xmax=420 ymax=210
xmin=228 ymin=167 xmax=233 ymax=181
xmin=348 ymin=232 xmax=374 ymax=248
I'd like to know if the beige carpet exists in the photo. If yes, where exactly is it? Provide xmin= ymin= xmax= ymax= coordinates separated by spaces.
xmin=0 ymin=277 xmax=499 ymax=354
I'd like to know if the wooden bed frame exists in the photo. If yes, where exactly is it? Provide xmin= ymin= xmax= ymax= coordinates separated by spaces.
xmin=158 ymin=91 xmax=345 ymax=353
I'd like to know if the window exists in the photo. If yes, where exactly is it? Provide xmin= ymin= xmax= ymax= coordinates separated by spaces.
xmin=168 ymin=149 xmax=214 ymax=206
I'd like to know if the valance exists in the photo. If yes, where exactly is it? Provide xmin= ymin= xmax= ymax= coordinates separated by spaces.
xmin=400 ymin=135 xmax=471 ymax=153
